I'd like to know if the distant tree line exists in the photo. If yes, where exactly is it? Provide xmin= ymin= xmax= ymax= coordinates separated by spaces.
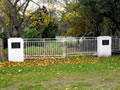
xmin=0 ymin=0 xmax=120 ymax=38
xmin=61 ymin=0 xmax=120 ymax=37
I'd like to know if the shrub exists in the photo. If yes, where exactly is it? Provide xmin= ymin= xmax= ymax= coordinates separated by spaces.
xmin=0 ymin=59 xmax=4 ymax=62
xmin=23 ymin=28 xmax=41 ymax=38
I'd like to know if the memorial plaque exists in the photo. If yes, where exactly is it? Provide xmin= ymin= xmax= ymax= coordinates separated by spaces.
xmin=12 ymin=42 xmax=20 ymax=48
xmin=102 ymin=40 xmax=109 ymax=45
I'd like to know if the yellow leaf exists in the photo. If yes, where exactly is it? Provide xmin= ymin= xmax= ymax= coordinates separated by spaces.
xmin=65 ymin=88 xmax=70 ymax=90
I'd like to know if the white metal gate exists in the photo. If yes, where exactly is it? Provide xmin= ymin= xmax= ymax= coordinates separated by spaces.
xmin=112 ymin=37 xmax=120 ymax=54
xmin=24 ymin=38 xmax=65 ymax=59
xmin=65 ymin=37 xmax=97 ymax=56
xmin=24 ymin=37 xmax=97 ymax=59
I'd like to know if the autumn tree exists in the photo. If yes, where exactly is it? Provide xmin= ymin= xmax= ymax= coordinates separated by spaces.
xmin=0 ymin=0 xmax=39 ymax=38
xmin=27 ymin=6 xmax=58 ymax=38
xmin=62 ymin=1 xmax=91 ymax=37
xmin=62 ymin=0 xmax=120 ymax=36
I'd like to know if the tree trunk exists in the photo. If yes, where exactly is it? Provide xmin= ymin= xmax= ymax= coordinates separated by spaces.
xmin=5 ymin=27 xmax=10 ymax=38
xmin=12 ymin=27 xmax=18 ymax=37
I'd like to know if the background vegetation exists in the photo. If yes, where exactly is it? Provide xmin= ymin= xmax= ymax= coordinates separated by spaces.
xmin=0 ymin=0 xmax=120 ymax=38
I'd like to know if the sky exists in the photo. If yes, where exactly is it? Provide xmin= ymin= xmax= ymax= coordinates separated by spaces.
xmin=27 ymin=0 xmax=65 ymax=11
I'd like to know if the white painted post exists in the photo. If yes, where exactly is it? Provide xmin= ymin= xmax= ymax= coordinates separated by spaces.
xmin=8 ymin=38 xmax=24 ymax=62
xmin=97 ymin=36 xmax=111 ymax=57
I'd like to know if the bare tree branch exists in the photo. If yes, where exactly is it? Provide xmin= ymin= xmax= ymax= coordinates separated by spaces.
xmin=17 ymin=0 xmax=31 ymax=28
xmin=7 ymin=0 xmax=14 ymax=7
xmin=17 ymin=1 xmax=27 ymax=12
xmin=14 ymin=0 xmax=20 ymax=7
xmin=23 ymin=0 xmax=30 ymax=14
xmin=31 ymin=0 xmax=41 ymax=8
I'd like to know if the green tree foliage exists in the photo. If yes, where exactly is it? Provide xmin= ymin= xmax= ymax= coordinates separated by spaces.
xmin=42 ymin=21 xmax=58 ymax=38
xmin=80 ymin=0 xmax=120 ymax=36
xmin=62 ymin=0 xmax=120 ymax=36
xmin=62 ymin=1 xmax=91 ymax=37
xmin=23 ymin=28 xmax=40 ymax=38
xmin=28 ymin=6 xmax=58 ymax=38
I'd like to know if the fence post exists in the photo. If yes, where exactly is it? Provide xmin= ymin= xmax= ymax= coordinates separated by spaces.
xmin=63 ymin=38 xmax=66 ymax=58
xmin=8 ymin=38 xmax=24 ymax=62
xmin=97 ymin=36 xmax=111 ymax=57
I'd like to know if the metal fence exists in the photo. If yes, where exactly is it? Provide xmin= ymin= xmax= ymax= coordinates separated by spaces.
xmin=24 ymin=38 xmax=65 ymax=59
xmin=24 ymin=37 xmax=97 ymax=59
xmin=65 ymin=37 xmax=97 ymax=56
xmin=112 ymin=37 xmax=120 ymax=53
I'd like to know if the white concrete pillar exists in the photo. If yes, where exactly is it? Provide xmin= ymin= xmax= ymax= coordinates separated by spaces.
xmin=8 ymin=38 xmax=24 ymax=62
xmin=97 ymin=36 xmax=111 ymax=57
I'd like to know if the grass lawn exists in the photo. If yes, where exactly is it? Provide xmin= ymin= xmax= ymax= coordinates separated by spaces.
xmin=0 ymin=56 xmax=120 ymax=89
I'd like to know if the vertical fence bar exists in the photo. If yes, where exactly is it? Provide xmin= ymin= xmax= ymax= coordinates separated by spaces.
xmin=30 ymin=41 xmax=31 ymax=57
xmin=31 ymin=41 xmax=32 ymax=57
xmin=33 ymin=41 xmax=34 ymax=56
xmin=24 ymin=40 xmax=29 ymax=58
xmin=55 ymin=41 xmax=57 ymax=56
xmin=25 ymin=40 xmax=27 ymax=59
xmin=34 ymin=41 xmax=37 ymax=56
xmin=40 ymin=41 xmax=43 ymax=56
xmin=38 ymin=41 xmax=40 ymax=56
xmin=24 ymin=40 xmax=25 ymax=59
xmin=27 ymin=41 xmax=29 ymax=58
xmin=36 ymin=41 xmax=38 ymax=56
xmin=43 ymin=39 xmax=45 ymax=58
xmin=62 ymin=38 xmax=66 ymax=58
xmin=45 ymin=39 xmax=46 ymax=57
xmin=32 ymin=41 xmax=33 ymax=56
xmin=35 ymin=41 xmax=37 ymax=56
xmin=51 ymin=42 xmax=53 ymax=56
xmin=26 ymin=40 xmax=28 ymax=59
xmin=34 ymin=41 xmax=35 ymax=56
